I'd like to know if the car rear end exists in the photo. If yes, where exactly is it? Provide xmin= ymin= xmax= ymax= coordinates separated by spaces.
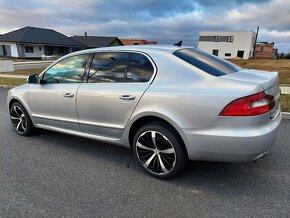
xmin=173 ymin=48 xmax=282 ymax=162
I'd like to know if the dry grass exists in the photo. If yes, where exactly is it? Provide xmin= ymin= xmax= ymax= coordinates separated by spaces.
xmin=2 ymin=68 xmax=45 ymax=75
xmin=0 ymin=78 xmax=26 ymax=86
xmin=229 ymin=59 xmax=290 ymax=84
xmin=281 ymin=95 xmax=290 ymax=112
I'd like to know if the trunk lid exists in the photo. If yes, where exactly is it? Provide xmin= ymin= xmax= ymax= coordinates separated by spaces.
xmin=223 ymin=69 xmax=280 ymax=118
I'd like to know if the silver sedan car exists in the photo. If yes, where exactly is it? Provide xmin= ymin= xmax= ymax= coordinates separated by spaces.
xmin=7 ymin=45 xmax=281 ymax=179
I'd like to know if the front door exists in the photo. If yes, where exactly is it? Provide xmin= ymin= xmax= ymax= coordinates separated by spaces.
xmin=77 ymin=52 xmax=155 ymax=138
xmin=237 ymin=50 xmax=244 ymax=58
xmin=212 ymin=49 xmax=219 ymax=56
xmin=29 ymin=54 xmax=89 ymax=131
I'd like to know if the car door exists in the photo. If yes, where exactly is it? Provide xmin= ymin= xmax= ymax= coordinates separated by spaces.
xmin=77 ymin=52 xmax=156 ymax=138
xmin=29 ymin=54 xmax=89 ymax=131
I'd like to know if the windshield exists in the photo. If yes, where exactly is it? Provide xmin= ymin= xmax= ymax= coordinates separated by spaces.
xmin=173 ymin=48 xmax=242 ymax=76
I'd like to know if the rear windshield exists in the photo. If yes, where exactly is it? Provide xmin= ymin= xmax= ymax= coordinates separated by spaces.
xmin=173 ymin=48 xmax=242 ymax=76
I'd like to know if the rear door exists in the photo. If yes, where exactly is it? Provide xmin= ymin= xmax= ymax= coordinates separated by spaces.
xmin=77 ymin=52 xmax=156 ymax=138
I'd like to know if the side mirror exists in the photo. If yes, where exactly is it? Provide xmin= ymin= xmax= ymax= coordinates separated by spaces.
xmin=27 ymin=74 xmax=40 ymax=84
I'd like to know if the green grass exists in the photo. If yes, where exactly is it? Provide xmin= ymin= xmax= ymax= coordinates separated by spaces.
xmin=0 ymin=78 xmax=26 ymax=86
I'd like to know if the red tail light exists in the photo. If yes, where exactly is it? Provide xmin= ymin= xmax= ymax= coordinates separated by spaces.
xmin=220 ymin=91 xmax=275 ymax=116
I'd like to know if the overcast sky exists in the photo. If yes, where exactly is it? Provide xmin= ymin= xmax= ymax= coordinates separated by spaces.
xmin=0 ymin=0 xmax=289 ymax=52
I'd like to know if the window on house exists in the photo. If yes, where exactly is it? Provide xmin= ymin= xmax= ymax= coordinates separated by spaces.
xmin=227 ymin=36 xmax=234 ymax=42
xmin=39 ymin=47 xmax=42 ymax=51
xmin=225 ymin=53 xmax=231 ymax=57
xmin=25 ymin=46 xmax=34 ymax=53
xmin=260 ymin=46 xmax=264 ymax=53
xmin=212 ymin=49 xmax=219 ymax=56
xmin=214 ymin=36 xmax=220 ymax=42
xmin=134 ymin=42 xmax=140 ymax=45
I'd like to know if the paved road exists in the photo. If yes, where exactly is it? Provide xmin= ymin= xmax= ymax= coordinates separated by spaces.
xmin=0 ymin=74 xmax=27 ymax=79
xmin=0 ymin=88 xmax=289 ymax=217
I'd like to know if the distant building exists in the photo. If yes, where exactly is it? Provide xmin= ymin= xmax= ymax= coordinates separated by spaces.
xmin=198 ymin=31 xmax=257 ymax=59
xmin=254 ymin=42 xmax=278 ymax=59
xmin=120 ymin=39 xmax=157 ymax=45
xmin=71 ymin=35 xmax=123 ymax=48
xmin=0 ymin=26 xmax=83 ymax=58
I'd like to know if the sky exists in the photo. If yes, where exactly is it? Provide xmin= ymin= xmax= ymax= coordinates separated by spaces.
xmin=0 ymin=0 xmax=290 ymax=52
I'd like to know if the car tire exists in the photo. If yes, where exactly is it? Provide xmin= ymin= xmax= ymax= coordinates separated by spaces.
xmin=133 ymin=121 xmax=187 ymax=179
xmin=9 ymin=102 xmax=35 ymax=136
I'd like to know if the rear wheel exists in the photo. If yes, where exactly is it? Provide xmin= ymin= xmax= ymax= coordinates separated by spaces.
xmin=9 ymin=102 xmax=35 ymax=136
xmin=133 ymin=122 xmax=186 ymax=179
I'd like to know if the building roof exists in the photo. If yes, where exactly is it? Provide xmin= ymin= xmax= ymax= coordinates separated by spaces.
xmin=0 ymin=26 xmax=83 ymax=47
xmin=71 ymin=35 xmax=123 ymax=48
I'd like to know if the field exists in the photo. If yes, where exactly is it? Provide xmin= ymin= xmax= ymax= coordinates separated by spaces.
xmin=229 ymin=59 xmax=290 ymax=84
xmin=3 ymin=68 xmax=45 ymax=75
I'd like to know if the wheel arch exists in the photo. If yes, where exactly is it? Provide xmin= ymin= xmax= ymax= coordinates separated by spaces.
xmin=8 ymin=97 xmax=35 ymax=124
xmin=128 ymin=114 xmax=189 ymax=159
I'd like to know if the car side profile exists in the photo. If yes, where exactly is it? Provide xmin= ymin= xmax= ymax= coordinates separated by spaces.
xmin=7 ymin=45 xmax=282 ymax=179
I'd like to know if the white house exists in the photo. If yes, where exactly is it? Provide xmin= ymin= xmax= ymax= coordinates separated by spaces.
xmin=0 ymin=26 xmax=84 ymax=58
xmin=198 ymin=31 xmax=257 ymax=59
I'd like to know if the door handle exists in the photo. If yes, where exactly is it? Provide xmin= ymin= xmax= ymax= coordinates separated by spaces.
xmin=119 ymin=95 xmax=136 ymax=101
xmin=63 ymin=93 xmax=74 ymax=98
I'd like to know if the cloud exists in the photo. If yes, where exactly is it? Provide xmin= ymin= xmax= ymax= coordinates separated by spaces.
xmin=0 ymin=0 xmax=289 ymax=52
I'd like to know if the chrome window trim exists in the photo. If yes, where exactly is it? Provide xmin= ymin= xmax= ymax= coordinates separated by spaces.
xmin=85 ymin=50 xmax=157 ymax=85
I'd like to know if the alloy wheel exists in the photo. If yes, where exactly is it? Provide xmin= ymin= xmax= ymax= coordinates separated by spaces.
xmin=10 ymin=105 xmax=27 ymax=134
xmin=136 ymin=131 xmax=176 ymax=175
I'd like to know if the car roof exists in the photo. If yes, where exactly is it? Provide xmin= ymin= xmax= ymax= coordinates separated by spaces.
xmin=67 ymin=44 xmax=192 ymax=57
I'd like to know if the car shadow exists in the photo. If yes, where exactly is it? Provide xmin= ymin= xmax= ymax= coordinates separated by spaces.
xmin=30 ymin=129 xmax=278 ymax=196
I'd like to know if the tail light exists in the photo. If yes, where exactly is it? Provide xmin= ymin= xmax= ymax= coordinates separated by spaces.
xmin=219 ymin=91 xmax=275 ymax=116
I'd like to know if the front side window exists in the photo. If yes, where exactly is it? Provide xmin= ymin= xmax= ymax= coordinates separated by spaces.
xmin=173 ymin=48 xmax=242 ymax=77
xmin=43 ymin=54 xmax=88 ymax=84
xmin=126 ymin=53 xmax=154 ymax=82
xmin=88 ymin=52 xmax=129 ymax=83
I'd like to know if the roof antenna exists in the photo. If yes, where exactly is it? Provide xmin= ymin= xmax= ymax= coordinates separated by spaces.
xmin=174 ymin=41 xmax=182 ymax=46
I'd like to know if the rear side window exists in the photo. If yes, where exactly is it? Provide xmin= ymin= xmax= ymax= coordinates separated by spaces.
xmin=173 ymin=48 xmax=241 ymax=76
xmin=88 ymin=52 xmax=129 ymax=83
xmin=126 ymin=53 xmax=154 ymax=82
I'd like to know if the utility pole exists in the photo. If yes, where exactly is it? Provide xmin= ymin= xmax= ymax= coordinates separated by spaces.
xmin=252 ymin=27 xmax=259 ymax=58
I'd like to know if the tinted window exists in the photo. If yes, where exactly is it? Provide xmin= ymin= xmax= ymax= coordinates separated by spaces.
xmin=43 ymin=54 xmax=88 ymax=84
xmin=126 ymin=53 xmax=154 ymax=83
xmin=88 ymin=52 xmax=129 ymax=83
xmin=173 ymin=48 xmax=242 ymax=76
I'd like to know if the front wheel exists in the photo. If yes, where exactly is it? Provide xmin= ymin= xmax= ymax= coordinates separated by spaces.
xmin=9 ymin=102 xmax=35 ymax=136
xmin=133 ymin=122 xmax=186 ymax=179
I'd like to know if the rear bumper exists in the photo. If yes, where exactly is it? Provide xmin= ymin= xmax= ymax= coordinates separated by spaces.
xmin=183 ymin=111 xmax=282 ymax=162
